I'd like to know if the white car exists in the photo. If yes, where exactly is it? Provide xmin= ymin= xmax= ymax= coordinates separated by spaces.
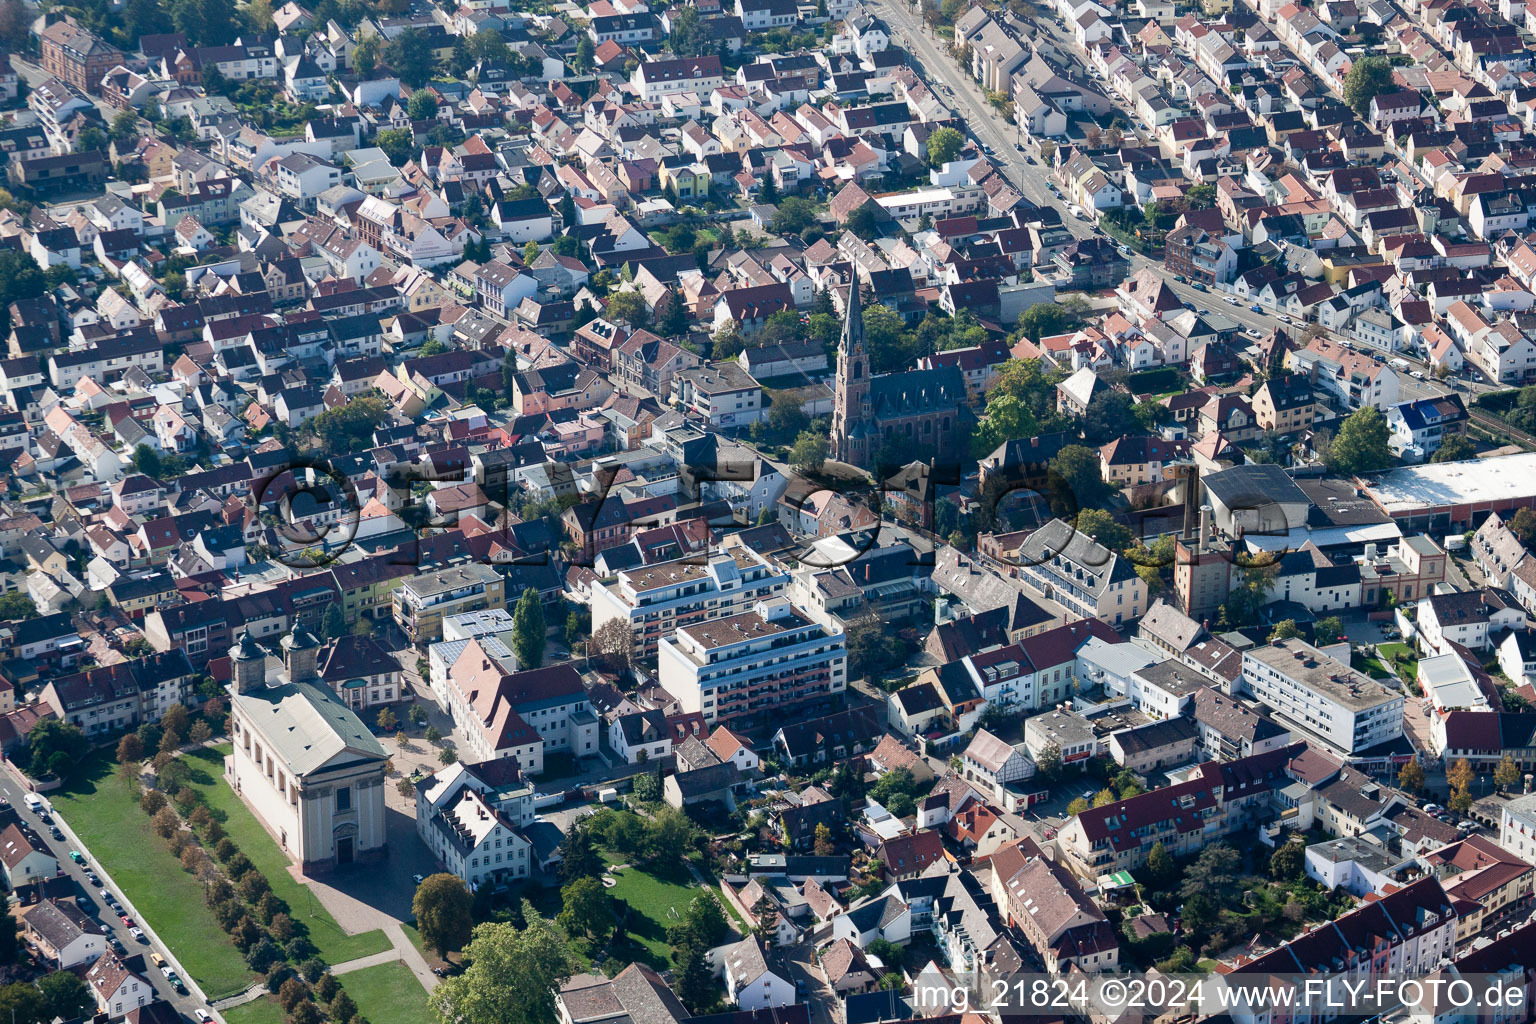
xmin=196 ymin=1012 xmax=215 ymax=1024
xmin=1224 ymin=295 xmax=1238 ymax=305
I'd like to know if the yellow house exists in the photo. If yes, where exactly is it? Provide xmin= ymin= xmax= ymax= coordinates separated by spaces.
xmin=660 ymin=163 xmax=711 ymax=200
xmin=331 ymin=557 xmax=415 ymax=624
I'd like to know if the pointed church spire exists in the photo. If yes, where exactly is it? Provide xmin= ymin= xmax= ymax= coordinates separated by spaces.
xmin=841 ymin=278 xmax=864 ymax=353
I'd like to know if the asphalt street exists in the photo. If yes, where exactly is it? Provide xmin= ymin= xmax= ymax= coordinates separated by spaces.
xmin=0 ymin=768 xmax=218 ymax=1022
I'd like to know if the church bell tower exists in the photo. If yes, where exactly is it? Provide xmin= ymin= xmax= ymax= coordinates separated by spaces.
xmin=832 ymin=280 xmax=873 ymax=467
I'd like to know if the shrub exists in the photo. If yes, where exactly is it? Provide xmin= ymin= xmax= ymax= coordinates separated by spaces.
xmin=256 ymin=892 xmax=286 ymax=924
xmin=266 ymin=962 xmax=296 ymax=991
xmin=206 ymin=877 xmax=235 ymax=907
xmin=278 ymin=978 xmax=312 ymax=1012
xmin=214 ymin=899 xmax=246 ymax=931
xmin=231 ymin=916 xmax=264 ymax=952
xmin=238 ymin=872 xmax=271 ymax=904
xmin=152 ymin=807 xmax=180 ymax=839
xmin=329 ymin=992 xmax=358 ymax=1022
xmin=246 ymin=937 xmax=283 ymax=972
xmin=226 ymin=852 xmax=254 ymax=880
xmin=284 ymin=936 xmax=317 ymax=962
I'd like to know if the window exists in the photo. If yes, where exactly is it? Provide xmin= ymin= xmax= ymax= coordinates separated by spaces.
xmin=336 ymin=786 xmax=352 ymax=811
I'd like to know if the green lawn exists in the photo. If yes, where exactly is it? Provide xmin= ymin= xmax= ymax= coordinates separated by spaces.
xmin=607 ymin=863 xmax=710 ymax=969
xmin=1352 ymin=651 xmax=1390 ymax=680
xmin=180 ymin=746 xmax=391 ymax=965
xmin=1377 ymin=642 xmax=1419 ymax=684
xmin=342 ymin=961 xmax=432 ymax=1024
xmin=49 ymin=752 xmax=257 ymax=1000
xmin=221 ymin=997 xmax=286 ymax=1024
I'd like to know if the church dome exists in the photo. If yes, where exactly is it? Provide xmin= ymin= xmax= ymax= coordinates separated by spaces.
xmin=231 ymin=629 xmax=264 ymax=662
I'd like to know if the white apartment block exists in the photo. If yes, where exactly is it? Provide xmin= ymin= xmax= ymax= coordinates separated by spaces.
xmin=590 ymin=548 xmax=790 ymax=660
xmin=658 ymin=598 xmax=846 ymax=726
xmin=1241 ymin=640 xmax=1404 ymax=755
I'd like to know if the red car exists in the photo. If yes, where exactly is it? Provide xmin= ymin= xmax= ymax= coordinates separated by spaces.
xmin=119 ymin=915 xmax=135 ymax=928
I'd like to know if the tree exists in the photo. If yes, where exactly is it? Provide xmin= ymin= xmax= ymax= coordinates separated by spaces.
xmin=605 ymin=290 xmax=649 ymax=327
xmin=1065 ymin=797 xmax=1090 ymax=816
xmin=117 ymin=733 xmax=144 ymax=765
xmin=683 ymin=891 xmax=730 ymax=948
xmin=654 ymin=288 xmax=689 ymax=337
xmin=27 ymin=720 xmax=89 ymax=777
xmin=592 ymin=619 xmax=632 ymax=673
xmin=385 ymin=29 xmax=435 ymax=87
xmin=38 ymin=970 xmax=91 ymax=1018
xmin=1328 ymin=405 xmax=1393 ymax=475
xmin=926 ymin=126 xmax=965 ymax=168
xmin=0 ymin=591 xmax=35 ymax=620
xmin=407 ymin=89 xmax=439 ymax=121
xmin=512 ymin=587 xmax=547 ymax=670
xmin=1268 ymin=619 xmax=1302 ymax=641
xmin=770 ymin=196 xmax=819 ymax=236
xmin=1179 ymin=844 xmax=1239 ymax=902
xmin=1075 ymin=509 xmax=1132 ymax=552
xmin=153 ymin=806 xmax=181 ymax=839
xmin=1450 ymin=785 xmax=1474 ymax=813
xmin=1430 ymin=434 xmax=1477 ymax=463
xmin=1495 ymin=755 xmax=1520 ymax=792
xmin=190 ymin=719 xmax=213 ymax=744
xmin=644 ymin=806 xmax=697 ymax=864
xmin=320 ymin=603 xmax=347 ymax=641
xmin=632 ymin=770 xmax=661 ymax=803
xmin=1269 ymin=841 xmax=1304 ymax=881
xmin=1184 ymin=183 xmax=1217 ymax=210
xmin=1016 ymin=302 xmax=1072 ymax=342
xmin=329 ymin=992 xmax=359 ymax=1024
xmin=376 ymin=128 xmax=415 ymax=167
xmin=1146 ymin=841 xmax=1175 ymax=885
xmin=1314 ymin=616 xmax=1345 ymax=646
xmin=1036 ymin=743 xmax=1062 ymax=781
xmin=429 ymin=916 xmax=578 ymax=1024
xmin=673 ymin=944 xmax=715 ymax=1012
xmin=414 ymin=874 xmax=474 ymax=958
xmin=814 ymin=822 xmax=835 ymax=856
xmin=0 ymin=250 xmax=44 ymax=311
xmin=1090 ymin=788 xmax=1116 ymax=807
xmin=1448 ymin=758 xmax=1475 ymax=794
xmin=790 ymin=430 xmax=830 ymax=472
xmin=1398 ymin=759 xmax=1426 ymax=793
xmin=1048 ymin=444 xmax=1110 ymax=513
xmin=1343 ymin=55 xmax=1394 ymax=117
xmin=377 ymin=707 xmax=399 ymax=733
xmin=0 ymin=983 xmax=46 ymax=1024
xmin=560 ymin=821 xmax=605 ymax=883
xmin=557 ymin=877 xmax=613 ymax=941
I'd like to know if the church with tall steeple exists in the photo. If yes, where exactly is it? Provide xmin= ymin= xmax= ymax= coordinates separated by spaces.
xmin=831 ymin=281 xmax=968 ymax=469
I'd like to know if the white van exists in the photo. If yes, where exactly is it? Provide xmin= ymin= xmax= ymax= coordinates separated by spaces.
xmin=24 ymin=794 xmax=42 ymax=810
xmin=1390 ymin=358 xmax=1410 ymax=371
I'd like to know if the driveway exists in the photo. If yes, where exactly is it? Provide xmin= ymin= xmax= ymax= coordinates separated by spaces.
xmin=785 ymin=942 xmax=839 ymax=1024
